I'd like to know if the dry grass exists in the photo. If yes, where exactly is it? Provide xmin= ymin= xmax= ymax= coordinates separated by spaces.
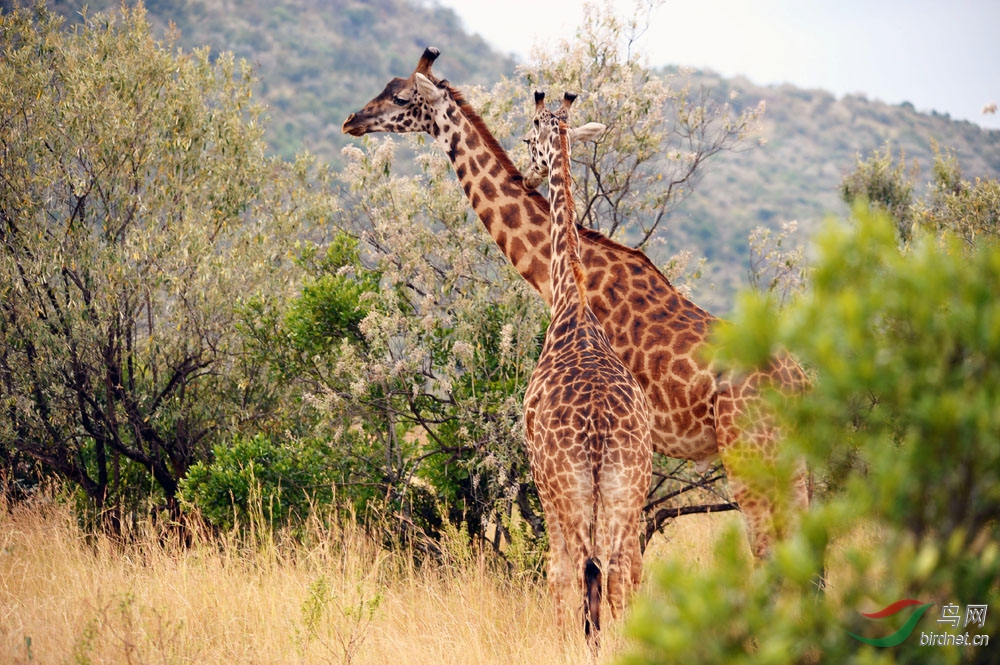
xmin=1 ymin=491 xmax=885 ymax=664
xmin=0 ymin=494 xmax=747 ymax=665
xmin=646 ymin=510 xmax=749 ymax=568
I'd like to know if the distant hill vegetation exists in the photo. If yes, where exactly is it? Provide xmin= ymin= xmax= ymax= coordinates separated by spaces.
xmin=18 ymin=0 xmax=1000 ymax=311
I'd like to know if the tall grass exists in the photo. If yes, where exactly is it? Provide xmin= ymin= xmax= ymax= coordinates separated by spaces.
xmin=2 ymin=487 xmax=887 ymax=665
xmin=0 ymin=490 xmax=746 ymax=665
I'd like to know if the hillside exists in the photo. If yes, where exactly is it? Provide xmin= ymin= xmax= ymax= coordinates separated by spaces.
xmin=14 ymin=0 xmax=1000 ymax=311
xmin=20 ymin=0 xmax=516 ymax=161
xmin=672 ymin=70 xmax=1000 ymax=310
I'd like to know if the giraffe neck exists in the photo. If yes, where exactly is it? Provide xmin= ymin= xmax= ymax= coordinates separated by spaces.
xmin=547 ymin=127 xmax=587 ymax=318
xmin=431 ymin=85 xmax=555 ymax=304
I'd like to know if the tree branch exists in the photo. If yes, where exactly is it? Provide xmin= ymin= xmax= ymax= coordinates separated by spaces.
xmin=642 ymin=501 xmax=740 ymax=550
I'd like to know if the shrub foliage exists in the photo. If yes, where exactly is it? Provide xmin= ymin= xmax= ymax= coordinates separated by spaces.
xmin=624 ymin=207 xmax=999 ymax=664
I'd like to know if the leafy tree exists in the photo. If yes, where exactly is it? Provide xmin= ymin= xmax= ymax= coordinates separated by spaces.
xmin=0 ymin=3 xmax=316 ymax=525
xmin=843 ymin=143 xmax=1000 ymax=247
xmin=841 ymin=144 xmax=916 ymax=241
xmin=623 ymin=207 xmax=999 ymax=664
xmin=916 ymin=148 xmax=1000 ymax=246
xmin=198 ymin=225 xmax=457 ymax=541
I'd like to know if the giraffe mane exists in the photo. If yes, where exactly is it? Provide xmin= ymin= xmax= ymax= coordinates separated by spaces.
xmin=555 ymin=122 xmax=589 ymax=305
xmin=557 ymin=124 xmax=578 ymax=244
xmin=443 ymin=82 xmax=549 ymax=209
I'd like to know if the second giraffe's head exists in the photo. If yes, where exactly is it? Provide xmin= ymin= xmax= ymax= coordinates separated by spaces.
xmin=342 ymin=47 xmax=451 ymax=137
xmin=523 ymin=91 xmax=607 ymax=189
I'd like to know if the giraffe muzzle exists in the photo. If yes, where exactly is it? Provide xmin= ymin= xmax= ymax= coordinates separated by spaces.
xmin=342 ymin=112 xmax=367 ymax=137
xmin=523 ymin=169 xmax=545 ymax=190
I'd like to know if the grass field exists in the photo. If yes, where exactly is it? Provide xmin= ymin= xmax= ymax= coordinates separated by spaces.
xmin=0 ymin=492 xmax=751 ymax=665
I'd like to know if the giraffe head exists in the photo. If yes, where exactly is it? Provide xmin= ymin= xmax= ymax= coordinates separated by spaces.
xmin=523 ymin=91 xmax=606 ymax=189
xmin=341 ymin=47 xmax=445 ymax=137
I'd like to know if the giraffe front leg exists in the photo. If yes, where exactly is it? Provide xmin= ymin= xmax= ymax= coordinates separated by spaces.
xmin=628 ymin=530 xmax=643 ymax=589
xmin=722 ymin=434 xmax=812 ymax=558
xmin=792 ymin=459 xmax=811 ymax=514
xmin=623 ymin=521 xmax=643 ymax=594
xmin=725 ymin=469 xmax=776 ymax=559
xmin=715 ymin=392 xmax=782 ymax=559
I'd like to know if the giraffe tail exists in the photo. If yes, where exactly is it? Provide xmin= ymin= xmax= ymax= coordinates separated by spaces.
xmin=583 ymin=556 xmax=603 ymax=641
xmin=583 ymin=411 xmax=609 ymax=643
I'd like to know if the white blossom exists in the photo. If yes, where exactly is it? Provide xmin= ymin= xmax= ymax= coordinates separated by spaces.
xmin=451 ymin=340 xmax=475 ymax=364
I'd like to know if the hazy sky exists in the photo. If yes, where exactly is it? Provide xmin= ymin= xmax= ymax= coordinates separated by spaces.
xmin=434 ymin=0 xmax=1000 ymax=130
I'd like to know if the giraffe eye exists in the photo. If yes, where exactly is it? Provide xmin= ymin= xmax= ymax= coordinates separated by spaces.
xmin=392 ymin=94 xmax=409 ymax=106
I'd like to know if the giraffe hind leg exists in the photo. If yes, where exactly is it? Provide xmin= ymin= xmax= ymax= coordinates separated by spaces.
xmin=610 ymin=524 xmax=643 ymax=619
xmin=603 ymin=520 xmax=639 ymax=620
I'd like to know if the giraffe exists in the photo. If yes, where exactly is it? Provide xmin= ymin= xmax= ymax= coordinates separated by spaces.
xmin=342 ymin=47 xmax=810 ymax=558
xmin=521 ymin=90 xmax=651 ymax=639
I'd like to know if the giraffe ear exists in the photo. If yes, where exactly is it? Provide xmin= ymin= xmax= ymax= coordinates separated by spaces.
xmin=569 ymin=122 xmax=607 ymax=144
xmin=414 ymin=73 xmax=445 ymax=104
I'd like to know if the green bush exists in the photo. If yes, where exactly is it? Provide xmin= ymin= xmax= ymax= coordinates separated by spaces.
xmin=623 ymin=207 xmax=1000 ymax=664
xmin=179 ymin=434 xmax=337 ymax=531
